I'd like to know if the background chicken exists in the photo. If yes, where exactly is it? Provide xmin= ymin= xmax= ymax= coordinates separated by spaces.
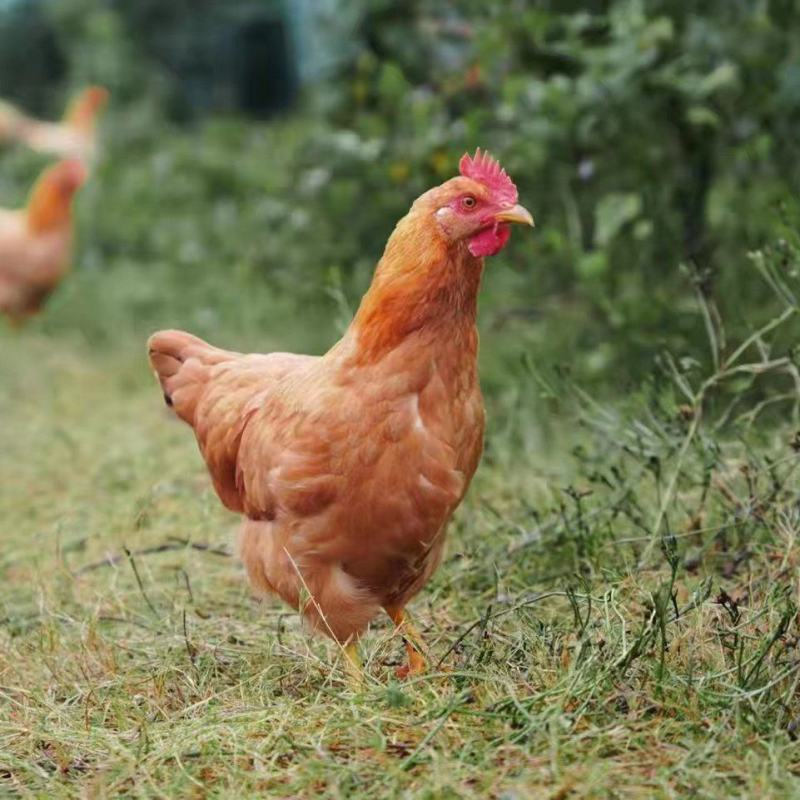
xmin=0 ymin=159 xmax=87 ymax=324
xmin=148 ymin=150 xmax=533 ymax=680
xmin=0 ymin=86 xmax=108 ymax=161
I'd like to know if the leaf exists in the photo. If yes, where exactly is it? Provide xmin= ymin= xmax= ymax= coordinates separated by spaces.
xmin=697 ymin=61 xmax=738 ymax=97
xmin=639 ymin=16 xmax=674 ymax=48
xmin=686 ymin=106 xmax=720 ymax=129
xmin=595 ymin=193 xmax=643 ymax=247
xmin=633 ymin=219 xmax=653 ymax=240
xmin=578 ymin=251 xmax=608 ymax=279
xmin=377 ymin=62 xmax=409 ymax=104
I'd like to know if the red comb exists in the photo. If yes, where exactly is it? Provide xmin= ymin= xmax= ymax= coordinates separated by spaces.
xmin=459 ymin=148 xmax=517 ymax=205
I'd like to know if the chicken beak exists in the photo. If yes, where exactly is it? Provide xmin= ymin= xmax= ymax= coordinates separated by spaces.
xmin=495 ymin=204 xmax=535 ymax=227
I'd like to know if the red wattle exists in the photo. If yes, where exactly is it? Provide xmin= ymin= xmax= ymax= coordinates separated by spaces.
xmin=467 ymin=223 xmax=511 ymax=257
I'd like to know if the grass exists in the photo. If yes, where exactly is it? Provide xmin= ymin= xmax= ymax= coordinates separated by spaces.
xmin=1 ymin=122 xmax=800 ymax=798
xmin=2 ymin=316 xmax=799 ymax=798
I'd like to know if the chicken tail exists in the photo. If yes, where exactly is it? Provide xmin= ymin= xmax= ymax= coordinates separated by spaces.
xmin=147 ymin=329 xmax=235 ymax=426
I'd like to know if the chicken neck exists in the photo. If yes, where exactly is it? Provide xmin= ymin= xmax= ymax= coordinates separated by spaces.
xmin=346 ymin=214 xmax=483 ymax=369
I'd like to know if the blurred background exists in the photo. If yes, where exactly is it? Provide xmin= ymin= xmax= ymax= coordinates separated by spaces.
xmin=1 ymin=0 xmax=799 ymax=395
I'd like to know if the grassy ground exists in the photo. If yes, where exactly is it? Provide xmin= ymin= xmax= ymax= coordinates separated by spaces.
xmin=1 ymin=317 xmax=799 ymax=798
xmin=1 ymin=119 xmax=800 ymax=798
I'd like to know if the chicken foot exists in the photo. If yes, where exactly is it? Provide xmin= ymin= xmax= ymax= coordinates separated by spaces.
xmin=343 ymin=641 xmax=363 ymax=688
xmin=387 ymin=607 xmax=427 ymax=678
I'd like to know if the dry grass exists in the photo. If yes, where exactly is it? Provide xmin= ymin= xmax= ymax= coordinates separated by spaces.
xmin=1 ymin=323 xmax=799 ymax=799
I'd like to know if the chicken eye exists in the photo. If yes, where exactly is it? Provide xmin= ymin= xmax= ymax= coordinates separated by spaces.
xmin=462 ymin=196 xmax=477 ymax=209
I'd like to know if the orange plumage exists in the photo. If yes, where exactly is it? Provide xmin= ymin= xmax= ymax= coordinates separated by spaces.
xmin=0 ymin=159 xmax=87 ymax=324
xmin=148 ymin=150 xmax=533 ymax=678
xmin=0 ymin=86 xmax=108 ymax=161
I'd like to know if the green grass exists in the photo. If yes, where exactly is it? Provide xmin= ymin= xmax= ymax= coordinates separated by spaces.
xmin=1 ymin=119 xmax=800 ymax=798
xmin=1 ymin=318 xmax=799 ymax=798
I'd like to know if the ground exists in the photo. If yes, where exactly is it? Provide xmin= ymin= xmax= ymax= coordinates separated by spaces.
xmin=0 ymin=104 xmax=800 ymax=800
xmin=1 ymin=321 xmax=798 ymax=799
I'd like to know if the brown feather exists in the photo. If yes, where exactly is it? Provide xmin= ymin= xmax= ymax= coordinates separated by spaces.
xmin=0 ymin=160 xmax=85 ymax=322
xmin=145 ymin=173 xmax=527 ymax=644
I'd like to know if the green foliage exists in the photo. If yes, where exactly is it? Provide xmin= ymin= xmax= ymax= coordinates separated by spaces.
xmin=300 ymin=0 xmax=800 ymax=376
xmin=0 ymin=0 xmax=65 ymax=112
xmin=3 ymin=0 xmax=800 ymax=382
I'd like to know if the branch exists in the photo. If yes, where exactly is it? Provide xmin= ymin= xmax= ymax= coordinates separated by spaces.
xmin=75 ymin=537 xmax=232 ymax=575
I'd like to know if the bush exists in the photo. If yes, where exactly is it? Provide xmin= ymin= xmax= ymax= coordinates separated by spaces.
xmin=297 ymin=0 xmax=800 ymax=377
xmin=4 ymin=0 xmax=800 ymax=386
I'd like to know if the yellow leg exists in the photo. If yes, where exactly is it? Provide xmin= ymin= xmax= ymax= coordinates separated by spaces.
xmin=343 ymin=641 xmax=363 ymax=688
xmin=387 ymin=608 xmax=427 ymax=679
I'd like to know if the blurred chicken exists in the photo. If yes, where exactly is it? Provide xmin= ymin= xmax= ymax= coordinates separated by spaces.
xmin=0 ymin=159 xmax=87 ymax=324
xmin=148 ymin=150 xmax=533 ymax=681
xmin=0 ymin=86 xmax=108 ymax=161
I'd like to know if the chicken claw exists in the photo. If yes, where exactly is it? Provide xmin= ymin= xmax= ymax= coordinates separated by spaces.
xmin=388 ymin=608 xmax=427 ymax=679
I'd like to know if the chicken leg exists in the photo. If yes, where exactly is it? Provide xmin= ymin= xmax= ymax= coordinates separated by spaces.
xmin=343 ymin=641 xmax=363 ymax=688
xmin=387 ymin=607 xmax=427 ymax=678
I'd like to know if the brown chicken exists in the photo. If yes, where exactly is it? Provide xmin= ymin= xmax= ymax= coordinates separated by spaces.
xmin=148 ymin=150 xmax=533 ymax=681
xmin=0 ymin=159 xmax=87 ymax=324
xmin=0 ymin=86 xmax=108 ymax=161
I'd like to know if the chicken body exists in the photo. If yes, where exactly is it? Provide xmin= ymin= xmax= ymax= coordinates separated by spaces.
xmin=149 ymin=151 xmax=533 ymax=675
xmin=0 ymin=160 xmax=86 ymax=323
xmin=151 ymin=303 xmax=482 ymax=642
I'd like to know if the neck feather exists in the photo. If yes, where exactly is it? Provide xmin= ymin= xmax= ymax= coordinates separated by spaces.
xmin=348 ymin=210 xmax=483 ymax=364
xmin=27 ymin=179 xmax=72 ymax=234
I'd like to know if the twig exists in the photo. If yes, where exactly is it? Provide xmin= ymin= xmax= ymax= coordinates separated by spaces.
xmin=124 ymin=546 xmax=159 ymax=617
xmin=183 ymin=608 xmax=199 ymax=679
xmin=96 ymin=615 xmax=156 ymax=631
xmin=75 ymin=538 xmax=231 ymax=575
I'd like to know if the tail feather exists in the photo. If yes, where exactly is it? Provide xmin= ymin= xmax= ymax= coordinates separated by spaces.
xmin=147 ymin=329 xmax=237 ymax=426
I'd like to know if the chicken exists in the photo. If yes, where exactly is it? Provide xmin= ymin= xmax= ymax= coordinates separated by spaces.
xmin=148 ymin=150 xmax=534 ymax=681
xmin=0 ymin=159 xmax=87 ymax=324
xmin=0 ymin=86 xmax=108 ymax=161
